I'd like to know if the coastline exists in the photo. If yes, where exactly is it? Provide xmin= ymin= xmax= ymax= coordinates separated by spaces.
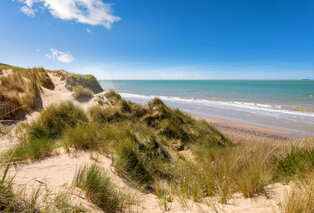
xmin=191 ymin=113 xmax=301 ymax=143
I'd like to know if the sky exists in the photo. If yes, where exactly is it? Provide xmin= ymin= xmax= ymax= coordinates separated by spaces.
xmin=0 ymin=0 xmax=314 ymax=80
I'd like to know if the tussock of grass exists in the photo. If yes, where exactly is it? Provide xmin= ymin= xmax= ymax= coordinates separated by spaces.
xmin=277 ymin=146 xmax=314 ymax=178
xmin=105 ymin=90 xmax=122 ymax=104
xmin=73 ymin=164 xmax=126 ymax=212
xmin=8 ymin=137 xmax=54 ymax=161
xmin=172 ymin=144 xmax=282 ymax=202
xmin=89 ymin=105 xmax=128 ymax=124
xmin=72 ymin=85 xmax=93 ymax=100
xmin=279 ymin=173 xmax=314 ymax=213
xmin=5 ymin=102 xmax=88 ymax=162
xmin=64 ymin=123 xmax=106 ymax=150
xmin=28 ymin=101 xmax=88 ymax=139
xmin=115 ymin=140 xmax=152 ymax=186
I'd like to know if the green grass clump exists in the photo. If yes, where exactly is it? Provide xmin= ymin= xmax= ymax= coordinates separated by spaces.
xmin=8 ymin=138 xmax=54 ymax=161
xmin=73 ymin=164 xmax=126 ymax=212
xmin=88 ymin=105 xmax=128 ymax=124
xmin=115 ymin=140 xmax=152 ymax=186
xmin=277 ymin=146 xmax=314 ymax=177
xmin=28 ymin=102 xmax=88 ymax=139
xmin=105 ymin=90 xmax=122 ymax=104
xmin=72 ymin=74 xmax=95 ymax=80
xmin=72 ymin=85 xmax=93 ymax=100
xmin=64 ymin=123 xmax=106 ymax=150
xmin=4 ymin=102 xmax=88 ymax=162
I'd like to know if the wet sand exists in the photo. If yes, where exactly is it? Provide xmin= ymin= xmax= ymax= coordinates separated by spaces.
xmin=191 ymin=114 xmax=305 ymax=143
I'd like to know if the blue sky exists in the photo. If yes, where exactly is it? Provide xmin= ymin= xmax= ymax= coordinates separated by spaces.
xmin=0 ymin=0 xmax=314 ymax=79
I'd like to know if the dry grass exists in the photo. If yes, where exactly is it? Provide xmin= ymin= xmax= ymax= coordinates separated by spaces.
xmin=72 ymin=85 xmax=93 ymax=100
xmin=0 ymin=64 xmax=54 ymax=119
xmin=279 ymin=173 xmax=314 ymax=213
xmin=73 ymin=163 xmax=127 ymax=212
xmin=171 ymin=141 xmax=313 ymax=203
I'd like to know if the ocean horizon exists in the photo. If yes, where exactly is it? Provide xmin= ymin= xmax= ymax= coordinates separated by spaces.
xmin=99 ymin=80 xmax=314 ymax=135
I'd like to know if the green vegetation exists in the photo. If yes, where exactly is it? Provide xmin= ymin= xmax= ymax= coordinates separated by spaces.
xmin=8 ymin=137 xmax=54 ymax=161
xmin=1 ymin=84 xmax=313 ymax=210
xmin=73 ymin=164 xmax=126 ymax=212
xmin=28 ymin=101 xmax=88 ymax=139
xmin=66 ymin=73 xmax=103 ymax=94
xmin=72 ymin=85 xmax=93 ymax=100
xmin=64 ymin=123 xmax=106 ymax=150
xmin=105 ymin=89 xmax=122 ymax=104
xmin=277 ymin=146 xmax=314 ymax=177
xmin=5 ymin=102 xmax=88 ymax=161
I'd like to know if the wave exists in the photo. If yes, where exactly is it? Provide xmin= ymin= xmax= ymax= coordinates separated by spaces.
xmin=120 ymin=92 xmax=314 ymax=118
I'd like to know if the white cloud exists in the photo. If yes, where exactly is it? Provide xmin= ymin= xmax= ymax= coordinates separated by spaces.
xmin=86 ymin=28 xmax=92 ymax=33
xmin=46 ymin=48 xmax=75 ymax=63
xmin=17 ymin=0 xmax=120 ymax=29
xmin=20 ymin=5 xmax=35 ymax=16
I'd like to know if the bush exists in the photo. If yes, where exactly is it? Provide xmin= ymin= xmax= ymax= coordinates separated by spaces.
xmin=28 ymin=102 xmax=88 ymax=139
xmin=72 ymin=85 xmax=93 ymax=100
xmin=73 ymin=164 xmax=126 ymax=212
xmin=277 ymin=147 xmax=314 ymax=177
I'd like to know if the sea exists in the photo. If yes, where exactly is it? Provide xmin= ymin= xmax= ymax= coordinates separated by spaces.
xmin=99 ymin=80 xmax=314 ymax=135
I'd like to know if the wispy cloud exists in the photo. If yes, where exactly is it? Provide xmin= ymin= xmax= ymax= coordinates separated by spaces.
xmin=46 ymin=48 xmax=75 ymax=63
xmin=20 ymin=5 xmax=36 ymax=16
xmin=17 ymin=0 xmax=120 ymax=29
xmin=86 ymin=28 xmax=92 ymax=33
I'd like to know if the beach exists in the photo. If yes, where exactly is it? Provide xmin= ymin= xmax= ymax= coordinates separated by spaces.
xmin=100 ymin=80 xmax=314 ymax=136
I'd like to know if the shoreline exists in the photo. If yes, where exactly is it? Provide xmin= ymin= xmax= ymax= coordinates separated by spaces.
xmin=191 ymin=113 xmax=301 ymax=143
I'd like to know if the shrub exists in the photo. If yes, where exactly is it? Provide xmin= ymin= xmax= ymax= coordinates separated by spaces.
xmin=28 ymin=102 xmax=88 ymax=139
xmin=72 ymin=85 xmax=93 ymax=100
xmin=73 ymin=164 xmax=126 ymax=212
xmin=277 ymin=146 xmax=314 ymax=177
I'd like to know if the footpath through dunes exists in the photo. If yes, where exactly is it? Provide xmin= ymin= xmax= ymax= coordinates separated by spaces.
xmin=0 ymin=64 xmax=313 ymax=213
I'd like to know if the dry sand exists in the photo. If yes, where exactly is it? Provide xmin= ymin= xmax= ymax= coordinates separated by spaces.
xmin=8 ymin=151 xmax=291 ymax=213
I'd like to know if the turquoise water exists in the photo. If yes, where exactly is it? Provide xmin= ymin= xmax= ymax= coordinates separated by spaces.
xmin=99 ymin=80 xmax=314 ymax=135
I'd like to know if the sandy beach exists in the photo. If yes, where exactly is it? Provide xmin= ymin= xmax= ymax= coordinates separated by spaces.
xmin=191 ymin=114 xmax=299 ymax=144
